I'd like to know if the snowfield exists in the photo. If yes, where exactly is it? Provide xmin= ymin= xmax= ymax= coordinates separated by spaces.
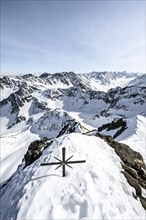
xmin=0 ymin=133 xmax=145 ymax=220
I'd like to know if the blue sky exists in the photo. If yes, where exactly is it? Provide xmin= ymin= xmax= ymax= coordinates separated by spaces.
xmin=1 ymin=0 xmax=145 ymax=74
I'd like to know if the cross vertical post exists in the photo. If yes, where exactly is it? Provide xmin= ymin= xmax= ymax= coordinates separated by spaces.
xmin=62 ymin=147 xmax=66 ymax=177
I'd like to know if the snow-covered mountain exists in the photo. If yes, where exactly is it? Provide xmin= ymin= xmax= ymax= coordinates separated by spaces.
xmin=0 ymin=71 xmax=146 ymax=219
xmin=84 ymin=71 xmax=141 ymax=91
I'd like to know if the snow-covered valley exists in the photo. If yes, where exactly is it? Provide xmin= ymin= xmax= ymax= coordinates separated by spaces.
xmin=0 ymin=71 xmax=146 ymax=219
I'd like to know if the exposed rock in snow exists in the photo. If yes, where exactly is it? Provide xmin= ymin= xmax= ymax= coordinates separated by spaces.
xmin=98 ymin=118 xmax=127 ymax=138
xmin=30 ymin=109 xmax=85 ymax=138
xmin=24 ymin=137 xmax=52 ymax=167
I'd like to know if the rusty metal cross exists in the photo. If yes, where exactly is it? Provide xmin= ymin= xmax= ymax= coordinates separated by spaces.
xmin=41 ymin=147 xmax=86 ymax=177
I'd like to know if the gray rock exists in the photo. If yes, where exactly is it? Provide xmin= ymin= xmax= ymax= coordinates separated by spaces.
xmin=139 ymin=196 xmax=146 ymax=211
xmin=24 ymin=137 xmax=51 ymax=167
xmin=121 ymin=171 xmax=142 ymax=197
xmin=122 ymin=164 xmax=139 ymax=179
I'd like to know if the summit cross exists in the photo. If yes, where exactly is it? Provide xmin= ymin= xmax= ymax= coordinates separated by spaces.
xmin=41 ymin=147 xmax=86 ymax=177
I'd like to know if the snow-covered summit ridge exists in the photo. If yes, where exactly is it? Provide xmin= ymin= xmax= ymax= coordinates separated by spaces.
xmin=0 ymin=133 xmax=145 ymax=220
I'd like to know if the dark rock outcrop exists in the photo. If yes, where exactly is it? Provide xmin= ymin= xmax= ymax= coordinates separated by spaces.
xmin=57 ymin=119 xmax=82 ymax=138
xmin=122 ymin=164 xmax=139 ymax=180
xmin=98 ymin=118 xmax=127 ymax=138
xmin=8 ymin=116 xmax=26 ymax=129
xmin=0 ymin=86 xmax=33 ymax=114
xmin=121 ymin=171 xmax=142 ymax=196
xmin=140 ymin=196 xmax=146 ymax=210
xmin=24 ymin=137 xmax=52 ymax=167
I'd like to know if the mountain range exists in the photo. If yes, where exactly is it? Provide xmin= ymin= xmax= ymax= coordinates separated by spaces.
xmin=0 ymin=71 xmax=146 ymax=219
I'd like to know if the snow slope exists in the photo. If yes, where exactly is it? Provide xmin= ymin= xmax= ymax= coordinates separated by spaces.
xmin=117 ymin=115 xmax=146 ymax=163
xmin=0 ymin=133 xmax=145 ymax=220
xmin=0 ymin=126 xmax=39 ymax=184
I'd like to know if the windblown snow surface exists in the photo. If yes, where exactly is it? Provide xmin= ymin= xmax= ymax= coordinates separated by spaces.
xmin=0 ymin=133 xmax=145 ymax=220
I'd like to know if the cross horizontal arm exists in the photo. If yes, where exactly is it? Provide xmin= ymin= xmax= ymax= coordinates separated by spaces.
xmin=67 ymin=160 xmax=86 ymax=164
xmin=41 ymin=162 xmax=61 ymax=166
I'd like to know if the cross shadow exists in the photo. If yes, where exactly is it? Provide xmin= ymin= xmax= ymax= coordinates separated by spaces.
xmin=31 ymin=174 xmax=62 ymax=181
